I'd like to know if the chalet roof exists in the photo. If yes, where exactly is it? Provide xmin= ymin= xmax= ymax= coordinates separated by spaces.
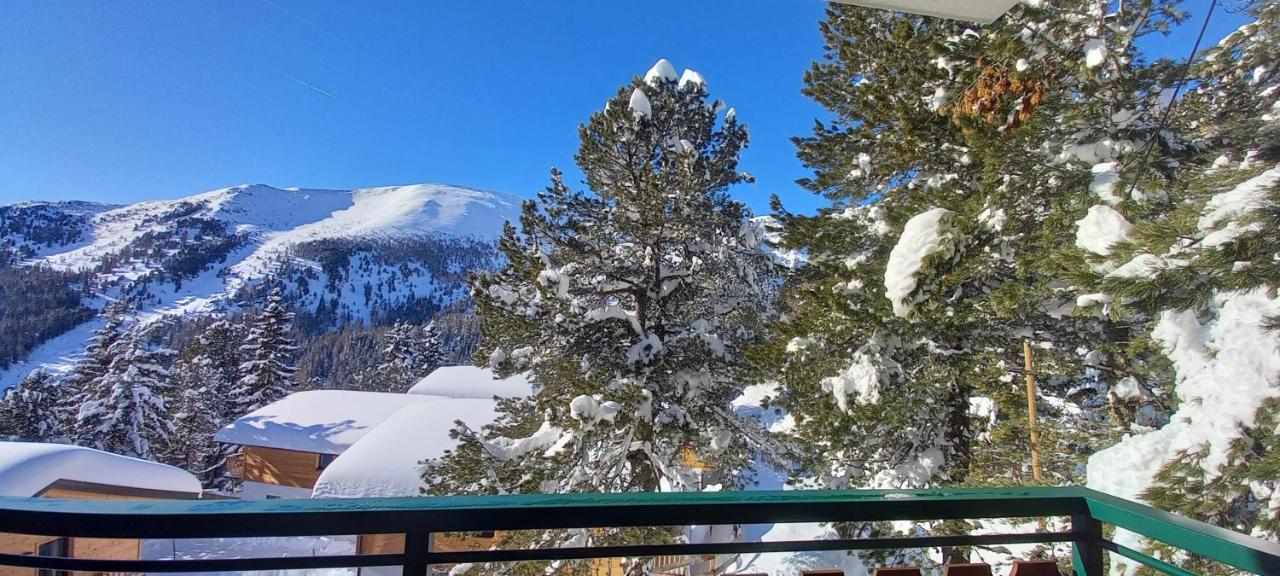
xmin=215 ymin=390 xmax=435 ymax=455
xmin=0 ymin=441 xmax=202 ymax=498
xmin=406 ymin=365 xmax=533 ymax=399
xmin=311 ymin=398 xmax=501 ymax=498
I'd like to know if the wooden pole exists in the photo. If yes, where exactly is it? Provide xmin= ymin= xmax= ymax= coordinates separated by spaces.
xmin=1023 ymin=340 xmax=1043 ymax=483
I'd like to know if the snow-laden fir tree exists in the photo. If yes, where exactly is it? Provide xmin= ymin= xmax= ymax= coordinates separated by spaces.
xmin=1073 ymin=5 xmax=1280 ymax=573
xmin=233 ymin=287 xmax=297 ymax=415
xmin=195 ymin=319 xmax=248 ymax=424
xmin=756 ymin=1 xmax=1191 ymax=562
xmin=162 ymin=355 xmax=228 ymax=485
xmin=418 ymin=320 xmax=445 ymax=375
xmin=62 ymin=301 xmax=129 ymax=435
xmin=75 ymin=328 xmax=175 ymax=459
xmin=0 ymin=370 xmax=64 ymax=442
xmin=423 ymin=59 xmax=777 ymax=571
xmin=371 ymin=321 xmax=444 ymax=392
xmin=165 ymin=318 xmax=247 ymax=488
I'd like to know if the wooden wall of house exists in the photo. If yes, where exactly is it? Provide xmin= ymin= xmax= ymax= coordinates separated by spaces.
xmin=357 ymin=532 xmax=495 ymax=555
xmin=353 ymin=534 xmax=623 ymax=576
xmin=0 ymin=532 xmax=140 ymax=576
xmin=242 ymin=445 xmax=328 ymax=489
xmin=1 ymin=479 xmax=198 ymax=576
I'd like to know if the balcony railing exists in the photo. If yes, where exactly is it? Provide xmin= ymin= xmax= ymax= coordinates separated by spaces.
xmin=0 ymin=486 xmax=1277 ymax=575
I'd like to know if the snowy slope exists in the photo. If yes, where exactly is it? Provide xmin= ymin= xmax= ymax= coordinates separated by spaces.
xmin=0 ymin=183 xmax=520 ymax=389
xmin=36 ymin=183 xmax=515 ymax=278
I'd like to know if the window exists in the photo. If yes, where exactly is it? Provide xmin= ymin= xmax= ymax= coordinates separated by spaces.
xmin=317 ymin=453 xmax=337 ymax=470
xmin=265 ymin=495 xmax=281 ymax=500
xmin=36 ymin=537 xmax=69 ymax=576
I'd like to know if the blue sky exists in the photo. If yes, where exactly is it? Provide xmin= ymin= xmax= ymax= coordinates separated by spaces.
xmin=0 ymin=1 xmax=1248 ymax=214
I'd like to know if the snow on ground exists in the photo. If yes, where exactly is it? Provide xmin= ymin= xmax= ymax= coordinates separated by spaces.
xmin=0 ymin=441 xmax=201 ymax=497
xmin=732 ymin=521 xmax=871 ymax=576
xmin=141 ymin=534 xmax=356 ymax=576
xmin=312 ymin=398 xmax=502 ymax=498
xmin=407 ymin=366 xmax=534 ymax=399
xmin=0 ymin=316 xmax=104 ymax=390
xmin=1087 ymin=288 xmax=1280 ymax=571
xmin=215 ymin=390 xmax=437 ymax=455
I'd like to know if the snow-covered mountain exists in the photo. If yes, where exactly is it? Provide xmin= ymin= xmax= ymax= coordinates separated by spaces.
xmin=0 ymin=183 xmax=521 ymax=388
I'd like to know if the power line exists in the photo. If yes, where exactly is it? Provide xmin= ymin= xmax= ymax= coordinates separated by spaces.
xmin=1122 ymin=0 xmax=1220 ymax=202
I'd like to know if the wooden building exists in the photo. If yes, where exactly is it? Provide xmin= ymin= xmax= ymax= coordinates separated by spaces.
xmin=214 ymin=389 xmax=442 ymax=499
xmin=0 ymin=442 xmax=202 ymax=576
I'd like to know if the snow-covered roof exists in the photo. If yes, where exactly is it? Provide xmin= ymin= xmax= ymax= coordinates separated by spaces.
xmin=312 ymin=397 xmax=500 ymax=498
xmin=0 ymin=441 xmax=202 ymax=497
xmin=215 ymin=390 xmax=435 ymax=455
xmin=407 ymin=365 xmax=533 ymax=399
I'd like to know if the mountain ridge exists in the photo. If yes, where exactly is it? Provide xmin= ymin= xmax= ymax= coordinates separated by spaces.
xmin=0 ymin=182 xmax=520 ymax=389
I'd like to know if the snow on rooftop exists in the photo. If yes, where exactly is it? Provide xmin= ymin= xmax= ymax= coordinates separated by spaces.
xmin=215 ymin=390 xmax=435 ymax=455
xmin=407 ymin=365 xmax=534 ymax=399
xmin=312 ymin=398 xmax=500 ymax=498
xmin=0 ymin=441 xmax=201 ymax=497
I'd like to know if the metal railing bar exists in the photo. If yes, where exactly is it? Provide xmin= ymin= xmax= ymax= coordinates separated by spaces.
xmin=421 ymin=531 xmax=1079 ymax=565
xmin=0 ymin=551 xmax=405 ymax=573
xmin=0 ymin=532 xmax=1075 ymax=572
xmin=0 ymin=488 xmax=1088 ymax=538
xmin=1097 ymin=539 xmax=1200 ymax=576
xmin=1081 ymin=488 xmax=1280 ymax=575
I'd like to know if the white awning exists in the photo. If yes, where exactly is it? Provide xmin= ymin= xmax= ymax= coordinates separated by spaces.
xmin=835 ymin=0 xmax=1018 ymax=24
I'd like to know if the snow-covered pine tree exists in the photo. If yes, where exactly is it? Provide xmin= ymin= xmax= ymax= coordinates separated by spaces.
xmin=233 ymin=287 xmax=297 ymax=415
xmin=1075 ymin=5 xmax=1280 ymax=572
xmin=196 ymin=319 xmax=248 ymax=424
xmin=62 ymin=301 xmax=129 ymax=434
xmin=75 ymin=328 xmax=175 ymax=459
xmin=757 ymin=1 xmax=1188 ymax=557
xmin=424 ymin=59 xmax=777 ymax=570
xmin=0 ymin=370 xmax=65 ymax=441
xmin=418 ymin=320 xmax=445 ymax=375
xmin=163 ymin=354 xmax=224 ymax=485
xmin=371 ymin=321 xmax=441 ymax=392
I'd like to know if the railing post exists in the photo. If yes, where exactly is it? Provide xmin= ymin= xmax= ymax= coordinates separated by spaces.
xmin=404 ymin=531 xmax=432 ymax=576
xmin=1072 ymin=515 xmax=1103 ymax=576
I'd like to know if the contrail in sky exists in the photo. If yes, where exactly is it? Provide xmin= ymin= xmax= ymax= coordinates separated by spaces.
xmin=288 ymin=76 xmax=337 ymax=99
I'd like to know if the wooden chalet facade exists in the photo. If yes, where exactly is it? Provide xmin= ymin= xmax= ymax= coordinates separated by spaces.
xmin=0 ymin=442 xmax=202 ymax=576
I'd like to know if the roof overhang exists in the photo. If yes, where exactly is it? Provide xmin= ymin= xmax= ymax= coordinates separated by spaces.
xmin=834 ymin=0 xmax=1019 ymax=24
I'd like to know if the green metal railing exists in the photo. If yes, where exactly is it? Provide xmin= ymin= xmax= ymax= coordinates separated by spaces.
xmin=0 ymin=486 xmax=1275 ymax=575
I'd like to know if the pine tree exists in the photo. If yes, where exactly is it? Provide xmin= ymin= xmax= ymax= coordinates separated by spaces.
xmin=0 ymin=370 xmax=65 ymax=441
xmin=162 ymin=355 xmax=224 ymax=485
xmin=418 ymin=320 xmax=445 ymax=375
xmin=196 ymin=319 xmax=247 ymax=424
xmin=372 ymin=321 xmax=447 ymax=392
xmin=424 ymin=59 xmax=777 ymax=570
xmin=372 ymin=322 xmax=416 ymax=392
xmin=233 ymin=287 xmax=297 ymax=415
xmin=755 ymin=1 xmax=1189 ymax=563
xmin=62 ymin=301 xmax=129 ymax=434
xmin=75 ymin=329 xmax=174 ymax=458
xmin=1072 ymin=5 xmax=1280 ymax=572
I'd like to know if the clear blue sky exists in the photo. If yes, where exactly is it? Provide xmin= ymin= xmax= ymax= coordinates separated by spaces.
xmin=0 ymin=1 xmax=1248 ymax=214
